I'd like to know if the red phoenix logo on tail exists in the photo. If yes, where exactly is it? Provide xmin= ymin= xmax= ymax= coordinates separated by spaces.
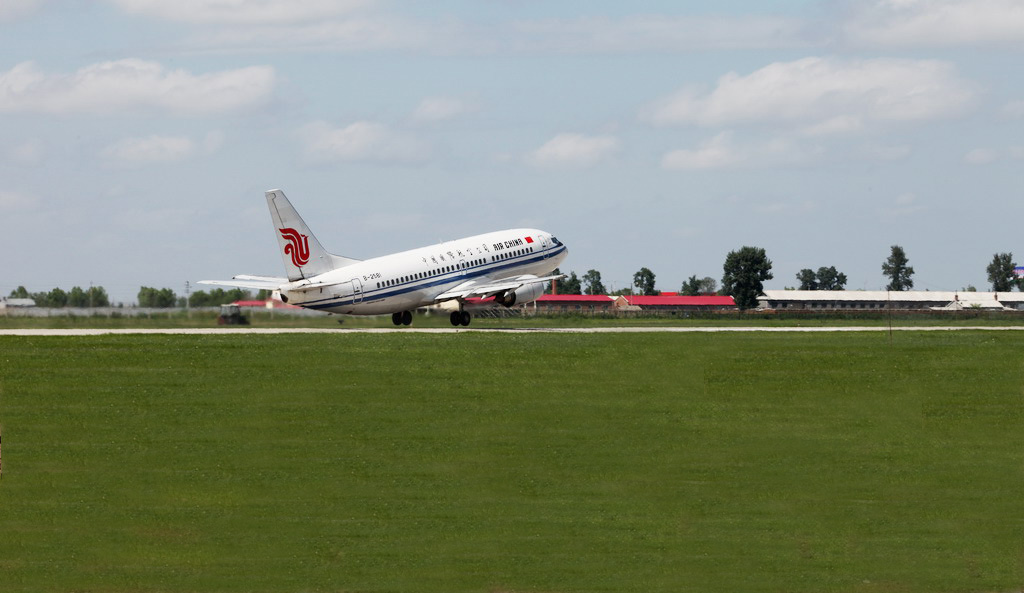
xmin=279 ymin=228 xmax=311 ymax=267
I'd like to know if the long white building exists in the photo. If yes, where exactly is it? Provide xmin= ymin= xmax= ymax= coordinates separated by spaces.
xmin=758 ymin=290 xmax=1024 ymax=311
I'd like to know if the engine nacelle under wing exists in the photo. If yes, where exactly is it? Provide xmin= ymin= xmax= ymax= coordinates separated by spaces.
xmin=494 ymin=279 xmax=546 ymax=308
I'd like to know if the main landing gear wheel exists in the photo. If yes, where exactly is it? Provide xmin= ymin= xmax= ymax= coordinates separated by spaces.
xmin=449 ymin=310 xmax=471 ymax=327
xmin=392 ymin=311 xmax=413 ymax=326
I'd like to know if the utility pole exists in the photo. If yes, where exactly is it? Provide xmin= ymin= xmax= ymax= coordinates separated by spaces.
xmin=185 ymin=281 xmax=191 ymax=318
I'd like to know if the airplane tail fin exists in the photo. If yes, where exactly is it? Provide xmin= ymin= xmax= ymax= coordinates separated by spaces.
xmin=265 ymin=189 xmax=359 ymax=281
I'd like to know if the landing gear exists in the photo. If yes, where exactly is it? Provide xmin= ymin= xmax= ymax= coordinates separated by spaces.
xmin=391 ymin=311 xmax=413 ymax=326
xmin=449 ymin=310 xmax=471 ymax=327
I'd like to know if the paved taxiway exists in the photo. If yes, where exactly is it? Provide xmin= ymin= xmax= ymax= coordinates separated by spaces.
xmin=3 ymin=326 xmax=1024 ymax=336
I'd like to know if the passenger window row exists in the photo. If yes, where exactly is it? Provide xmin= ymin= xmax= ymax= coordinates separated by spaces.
xmin=375 ymin=257 xmax=491 ymax=289
xmin=492 ymin=246 xmax=534 ymax=262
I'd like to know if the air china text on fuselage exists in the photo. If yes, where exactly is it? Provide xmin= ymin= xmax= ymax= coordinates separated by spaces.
xmin=200 ymin=189 xmax=567 ymax=326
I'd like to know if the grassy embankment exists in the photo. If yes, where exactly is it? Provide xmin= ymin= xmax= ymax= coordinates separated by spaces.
xmin=1 ymin=332 xmax=1023 ymax=592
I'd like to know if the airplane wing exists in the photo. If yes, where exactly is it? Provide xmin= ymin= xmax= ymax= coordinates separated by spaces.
xmin=433 ymin=274 xmax=564 ymax=302
xmin=198 ymin=275 xmax=288 ymax=290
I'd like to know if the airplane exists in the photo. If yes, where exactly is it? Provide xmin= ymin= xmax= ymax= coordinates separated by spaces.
xmin=200 ymin=189 xmax=568 ymax=326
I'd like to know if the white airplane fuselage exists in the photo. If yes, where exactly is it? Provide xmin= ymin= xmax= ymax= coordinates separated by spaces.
xmin=284 ymin=229 xmax=567 ymax=315
xmin=201 ymin=189 xmax=567 ymax=326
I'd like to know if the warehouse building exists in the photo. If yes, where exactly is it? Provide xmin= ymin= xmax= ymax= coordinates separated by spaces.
xmin=758 ymin=290 xmax=1024 ymax=311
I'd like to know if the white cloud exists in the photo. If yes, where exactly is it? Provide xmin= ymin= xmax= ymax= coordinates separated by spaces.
xmin=7 ymin=139 xmax=45 ymax=165
xmin=0 ymin=60 xmax=275 ymax=115
xmin=0 ymin=0 xmax=45 ymax=22
xmin=866 ymin=144 xmax=912 ymax=161
xmin=882 ymin=192 xmax=926 ymax=218
xmin=643 ymin=57 xmax=977 ymax=131
xmin=662 ymin=132 xmax=821 ymax=170
xmin=526 ymin=133 xmax=618 ymax=169
xmin=101 ymin=135 xmax=195 ymax=165
xmin=661 ymin=132 xmax=741 ymax=170
xmin=164 ymin=12 xmax=806 ymax=55
xmin=799 ymin=115 xmax=865 ymax=137
xmin=412 ymin=97 xmax=474 ymax=123
xmin=844 ymin=0 xmax=1024 ymax=48
xmin=0 ymin=189 xmax=39 ymax=210
xmin=202 ymin=130 xmax=225 ymax=153
xmin=964 ymin=148 xmax=998 ymax=165
xmin=106 ymin=0 xmax=369 ymax=25
xmin=180 ymin=16 xmax=435 ymax=53
xmin=299 ymin=120 xmax=429 ymax=164
xmin=1003 ymin=100 xmax=1024 ymax=118
xmin=507 ymin=15 xmax=807 ymax=53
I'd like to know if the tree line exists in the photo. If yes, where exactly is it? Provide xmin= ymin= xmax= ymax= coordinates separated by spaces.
xmin=7 ymin=285 xmax=267 ymax=308
xmin=9 ymin=249 xmax=1021 ymax=311
xmin=8 ymin=285 xmax=111 ymax=308
xmin=551 ymin=247 xmax=1024 ymax=310
xmin=139 ymin=287 xmax=269 ymax=308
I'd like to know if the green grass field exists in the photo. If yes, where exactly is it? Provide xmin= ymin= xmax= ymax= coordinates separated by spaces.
xmin=3 ymin=308 xmax=1024 ymax=330
xmin=1 ymin=332 xmax=1023 ymax=593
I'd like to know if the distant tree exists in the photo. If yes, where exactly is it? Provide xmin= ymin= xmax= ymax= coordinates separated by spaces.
xmin=86 ymin=286 xmax=110 ymax=307
xmin=681 ymin=275 xmax=717 ymax=295
xmin=67 ymin=286 xmax=88 ymax=307
xmin=560 ymin=271 xmax=582 ymax=295
xmin=138 ymin=286 xmax=178 ymax=308
xmin=698 ymin=277 xmax=717 ymax=295
xmin=722 ymin=246 xmax=773 ymax=310
xmin=815 ymin=266 xmax=848 ymax=290
xmin=633 ymin=267 xmax=658 ymax=296
xmin=881 ymin=245 xmax=914 ymax=291
xmin=680 ymin=275 xmax=701 ymax=296
xmin=190 ymin=288 xmax=251 ymax=307
xmin=796 ymin=266 xmax=847 ymax=290
xmin=9 ymin=286 xmax=29 ymax=299
xmin=582 ymin=269 xmax=606 ymax=295
xmin=138 ymin=287 xmax=155 ymax=307
xmin=256 ymin=289 xmax=272 ymax=301
xmin=796 ymin=269 xmax=818 ymax=290
xmin=47 ymin=287 xmax=68 ymax=308
xmin=986 ymin=252 xmax=1017 ymax=292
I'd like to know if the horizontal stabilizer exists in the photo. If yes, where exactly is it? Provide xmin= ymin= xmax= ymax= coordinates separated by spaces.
xmin=198 ymin=276 xmax=287 ymax=290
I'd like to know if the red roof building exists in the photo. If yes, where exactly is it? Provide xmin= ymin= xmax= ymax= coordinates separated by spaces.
xmin=621 ymin=295 xmax=736 ymax=309
xmin=530 ymin=294 xmax=736 ymax=314
xmin=532 ymin=294 xmax=617 ymax=313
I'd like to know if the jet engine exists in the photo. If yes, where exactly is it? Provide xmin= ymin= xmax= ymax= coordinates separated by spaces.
xmin=494 ymin=278 xmax=545 ymax=308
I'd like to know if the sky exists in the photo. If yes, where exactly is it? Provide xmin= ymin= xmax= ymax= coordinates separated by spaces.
xmin=2 ymin=0 xmax=1023 ymax=303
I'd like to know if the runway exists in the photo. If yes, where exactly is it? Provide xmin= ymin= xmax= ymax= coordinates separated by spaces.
xmin=3 ymin=326 xmax=1024 ymax=336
